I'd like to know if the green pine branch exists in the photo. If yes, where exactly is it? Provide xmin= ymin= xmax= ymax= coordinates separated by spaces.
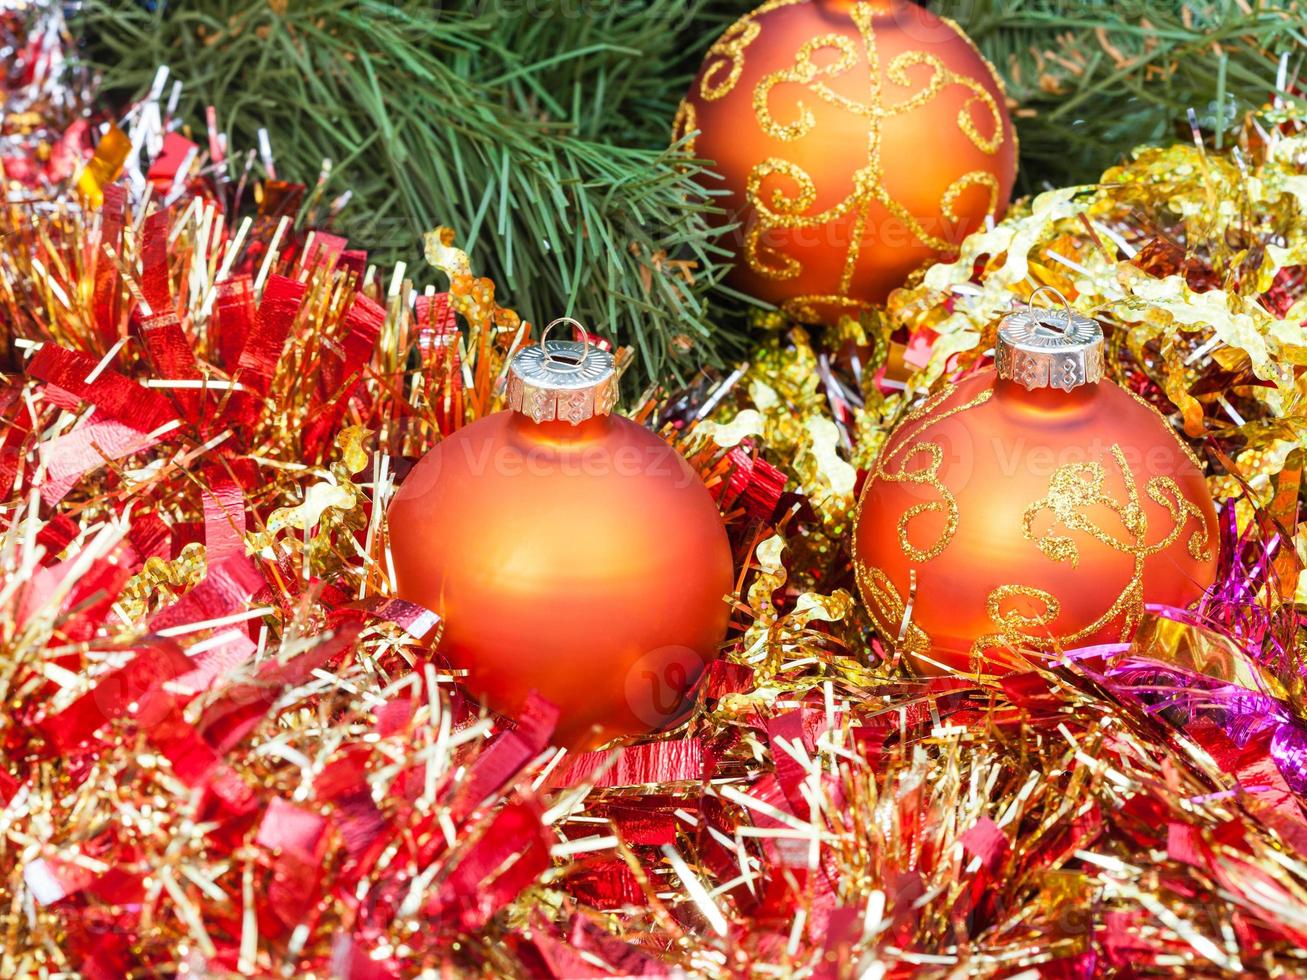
xmin=951 ymin=0 xmax=1304 ymax=188
xmin=75 ymin=0 xmax=744 ymax=385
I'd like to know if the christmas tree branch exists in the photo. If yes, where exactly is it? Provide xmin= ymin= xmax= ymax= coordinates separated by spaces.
xmin=76 ymin=0 xmax=744 ymax=385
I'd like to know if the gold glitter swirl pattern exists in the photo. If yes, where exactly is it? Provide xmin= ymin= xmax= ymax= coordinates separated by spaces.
xmin=755 ymin=35 xmax=863 ymax=141
xmin=740 ymin=4 xmax=1009 ymax=315
xmin=700 ymin=19 xmax=764 ymax=101
xmin=940 ymin=171 xmax=1000 ymax=224
xmin=784 ymin=293 xmax=872 ymax=323
xmin=955 ymin=91 xmax=1005 ymax=154
xmin=985 ymin=584 xmax=1061 ymax=633
xmin=746 ymin=158 xmax=856 ymax=281
xmin=992 ymin=444 xmax=1213 ymax=651
xmin=696 ymin=0 xmax=804 ymax=102
xmin=941 ymin=14 xmax=1015 ymax=105
xmin=671 ymin=99 xmax=697 ymax=157
xmin=881 ymin=51 xmax=1004 ymax=155
xmin=854 ymin=561 xmax=930 ymax=656
xmin=863 ymin=384 xmax=993 ymax=562
xmin=1023 ymin=445 xmax=1210 ymax=567
xmin=747 ymin=157 xmax=821 ymax=216
xmin=972 ymin=584 xmax=1062 ymax=665
xmin=1146 ymin=475 xmax=1214 ymax=563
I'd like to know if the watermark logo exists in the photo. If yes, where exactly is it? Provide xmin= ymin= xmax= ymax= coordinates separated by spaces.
xmin=624 ymin=644 xmax=706 ymax=730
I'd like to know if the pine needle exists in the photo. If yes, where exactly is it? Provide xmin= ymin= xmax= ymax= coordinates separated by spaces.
xmin=76 ymin=0 xmax=744 ymax=384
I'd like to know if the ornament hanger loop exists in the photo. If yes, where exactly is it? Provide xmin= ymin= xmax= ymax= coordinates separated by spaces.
xmin=538 ymin=317 xmax=592 ymax=373
xmin=507 ymin=318 xmax=617 ymax=424
xmin=1026 ymin=285 xmax=1074 ymax=336
xmin=997 ymin=288 xmax=1104 ymax=391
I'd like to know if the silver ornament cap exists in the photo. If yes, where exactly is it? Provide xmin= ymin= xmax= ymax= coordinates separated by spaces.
xmin=507 ymin=317 xmax=618 ymax=424
xmin=996 ymin=286 xmax=1105 ymax=391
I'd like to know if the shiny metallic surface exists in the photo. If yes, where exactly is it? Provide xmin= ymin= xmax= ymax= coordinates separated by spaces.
xmin=996 ymin=303 xmax=1105 ymax=391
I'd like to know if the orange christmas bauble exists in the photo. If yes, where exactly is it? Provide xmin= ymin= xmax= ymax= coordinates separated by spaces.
xmin=387 ymin=328 xmax=733 ymax=748
xmin=853 ymin=300 xmax=1218 ymax=673
xmin=674 ymin=0 xmax=1017 ymax=323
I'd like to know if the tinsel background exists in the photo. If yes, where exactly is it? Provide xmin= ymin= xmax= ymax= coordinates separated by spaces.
xmin=3 ymin=3 xmax=1307 ymax=977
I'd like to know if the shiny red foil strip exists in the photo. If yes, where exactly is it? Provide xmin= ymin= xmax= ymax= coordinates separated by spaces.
xmin=92 ymin=183 xmax=129 ymax=345
xmin=27 ymin=344 xmax=178 ymax=432
xmin=235 ymin=273 xmax=307 ymax=396
xmin=555 ymin=738 xmax=707 ymax=789
xmin=213 ymin=274 xmax=256 ymax=371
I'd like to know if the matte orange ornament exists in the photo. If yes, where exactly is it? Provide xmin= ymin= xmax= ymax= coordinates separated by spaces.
xmin=387 ymin=322 xmax=734 ymax=748
xmin=675 ymin=0 xmax=1017 ymax=324
xmin=853 ymin=294 xmax=1219 ymax=673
